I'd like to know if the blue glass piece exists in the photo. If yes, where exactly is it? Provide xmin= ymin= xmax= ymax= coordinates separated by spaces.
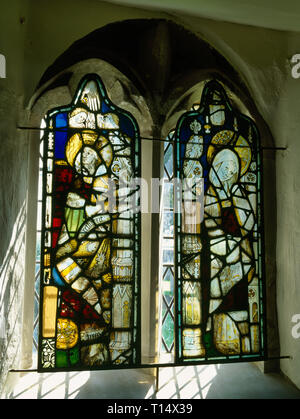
xmin=101 ymin=101 xmax=110 ymax=114
xmin=56 ymin=113 xmax=68 ymax=128
xmin=119 ymin=114 xmax=135 ymax=139
xmin=52 ymin=267 xmax=65 ymax=287
xmin=55 ymin=131 xmax=68 ymax=159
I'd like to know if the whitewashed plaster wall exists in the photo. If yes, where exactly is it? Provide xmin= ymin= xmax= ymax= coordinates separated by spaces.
xmin=0 ymin=0 xmax=30 ymax=395
xmin=270 ymin=33 xmax=300 ymax=389
xmin=1 ymin=0 xmax=300 ymax=394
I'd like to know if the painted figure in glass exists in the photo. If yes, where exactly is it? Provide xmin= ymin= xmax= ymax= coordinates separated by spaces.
xmin=175 ymin=81 xmax=264 ymax=361
xmin=39 ymin=75 xmax=140 ymax=370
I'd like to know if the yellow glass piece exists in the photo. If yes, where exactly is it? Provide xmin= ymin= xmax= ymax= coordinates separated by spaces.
xmin=123 ymin=300 xmax=130 ymax=327
xmin=183 ymin=281 xmax=201 ymax=325
xmin=102 ymin=273 xmax=112 ymax=284
xmin=103 ymin=311 xmax=111 ymax=324
xmin=86 ymin=238 xmax=110 ymax=278
xmin=101 ymin=289 xmax=111 ymax=309
xmin=93 ymin=175 xmax=110 ymax=192
xmin=82 ymin=130 xmax=98 ymax=145
xmin=212 ymin=130 xmax=234 ymax=145
xmin=182 ymin=201 xmax=202 ymax=234
xmin=213 ymin=313 xmax=241 ymax=355
xmin=55 ymin=160 xmax=68 ymax=166
xmin=73 ymin=240 xmax=99 ymax=258
xmin=250 ymin=324 xmax=260 ymax=353
xmin=56 ymin=239 xmax=78 ymax=259
xmin=99 ymin=145 xmax=113 ymax=167
xmin=42 ymin=286 xmax=58 ymax=338
xmin=207 ymin=130 xmax=235 ymax=163
xmin=238 ymin=321 xmax=249 ymax=335
xmin=56 ymin=318 xmax=78 ymax=349
xmin=83 ymin=176 xmax=93 ymax=184
xmin=44 ymin=253 xmax=50 ymax=267
xmin=112 ymin=285 xmax=131 ymax=328
xmin=93 ymin=278 xmax=103 ymax=289
xmin=65 ymin=133 xmax=82 ymax=167
xmin=57 ymin=257 xmax=82 ymax=284
xmin=248 ymin=266 xmax=255 ymax=283
xmin=234 ymin=135 xmax=251 ymax=176
xmin=242 ymin=336 xmax=251 ymax=354
xmin=182 ymin=236 xmax=202 ymax=255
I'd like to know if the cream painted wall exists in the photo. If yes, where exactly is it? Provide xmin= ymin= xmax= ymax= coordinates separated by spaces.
xmin=1 ymin=0 xmax=300 ymax=394
xmin=271 ymin=32 xmax=300 ymax=389
xmin=105 ymin=0 xmax=300 ymax=32
xmin=0 ymin=0 xmax=30 ymax=395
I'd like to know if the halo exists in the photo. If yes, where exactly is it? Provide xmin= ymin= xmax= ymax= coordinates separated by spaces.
xmin=65 ymin=133 xmax=83 ymax=167
xmin=82 ymin=130 xmax=98 ymax=146
xmin=207 ymin=130 xmax=235 ymax=164
xmin=234 ymin=135 xmax=252 ymax=176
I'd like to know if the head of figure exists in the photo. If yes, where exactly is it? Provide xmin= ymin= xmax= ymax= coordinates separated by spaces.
xmin=80 ymin=146 xmax=100 ymax=176
xmin=66 ymin=132 xmax=104 ymax=178
xmin=210 ymin=149 xmax=239 ymax=189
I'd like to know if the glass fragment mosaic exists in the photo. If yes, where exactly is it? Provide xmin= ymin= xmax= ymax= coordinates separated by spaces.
xmin=38 ymin=74 xmax=141 ymax=371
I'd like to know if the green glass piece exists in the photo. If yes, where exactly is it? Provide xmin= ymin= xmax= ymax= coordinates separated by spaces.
xmin=162 ymin=312 xmax=174 ymax=351
xmin=56 ymin=350 xmax=68 ymax=368
xmin=69 ymin=347 xmax=80 ymax=365
xmin=65 ymin=208 xmax=85 ymax=237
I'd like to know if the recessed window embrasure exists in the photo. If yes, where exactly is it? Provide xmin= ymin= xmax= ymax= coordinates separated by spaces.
xmin=38 ymin=74 xmax=265 ymax=371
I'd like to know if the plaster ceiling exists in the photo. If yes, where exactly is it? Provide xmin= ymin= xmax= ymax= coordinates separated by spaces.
xmin=103 ymin=0 xmax=300 ymax=32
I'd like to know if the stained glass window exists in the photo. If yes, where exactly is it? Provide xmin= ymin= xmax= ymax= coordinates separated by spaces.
xmin=174 ymin=81 xmax=265 ymax=363
xmin=38 ymin=74 xmax=141 ymax=371
xmin=38 ymin=74 xmax=265 ymax=372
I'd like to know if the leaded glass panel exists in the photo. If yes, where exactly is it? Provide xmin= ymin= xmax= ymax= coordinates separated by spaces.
xmin=38 ymin=74 xmax=141 ymax=371
xmin=174 ymin=81 xmax=265 ymax=363
xmin=159 ymin=132 xmax=175 ymax=356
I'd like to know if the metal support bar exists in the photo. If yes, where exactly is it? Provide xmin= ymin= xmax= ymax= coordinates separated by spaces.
xmin=8 ymin=356 xmax=291 ymax=373
xmin=155 ymin=367 xmax=159 ymax=392
xmin=17 ymin=126 xmax=287 ymax=150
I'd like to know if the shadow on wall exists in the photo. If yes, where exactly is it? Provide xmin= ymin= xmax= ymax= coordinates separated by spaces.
xmin=5 ymin=362 xmax=300 ymax=399
xmin=0 ymin=202 xmax=27 ymax=391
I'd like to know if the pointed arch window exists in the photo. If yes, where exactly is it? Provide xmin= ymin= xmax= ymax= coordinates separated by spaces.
xmin=174 ymin=81 xmax=265 ymax=363
xmin=38 ymin=74 xmax=141 ymax=371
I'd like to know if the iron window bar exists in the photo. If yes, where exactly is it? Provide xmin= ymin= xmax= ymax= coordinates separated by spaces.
xmin=17 ymin=126 xmax=287 ymax=150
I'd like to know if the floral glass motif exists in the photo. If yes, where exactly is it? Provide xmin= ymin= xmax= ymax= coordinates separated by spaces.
xmin=174 ymin=81 xmax=265 ymax=362
xmin=38 ymin=74 xmax=141 ymax=371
